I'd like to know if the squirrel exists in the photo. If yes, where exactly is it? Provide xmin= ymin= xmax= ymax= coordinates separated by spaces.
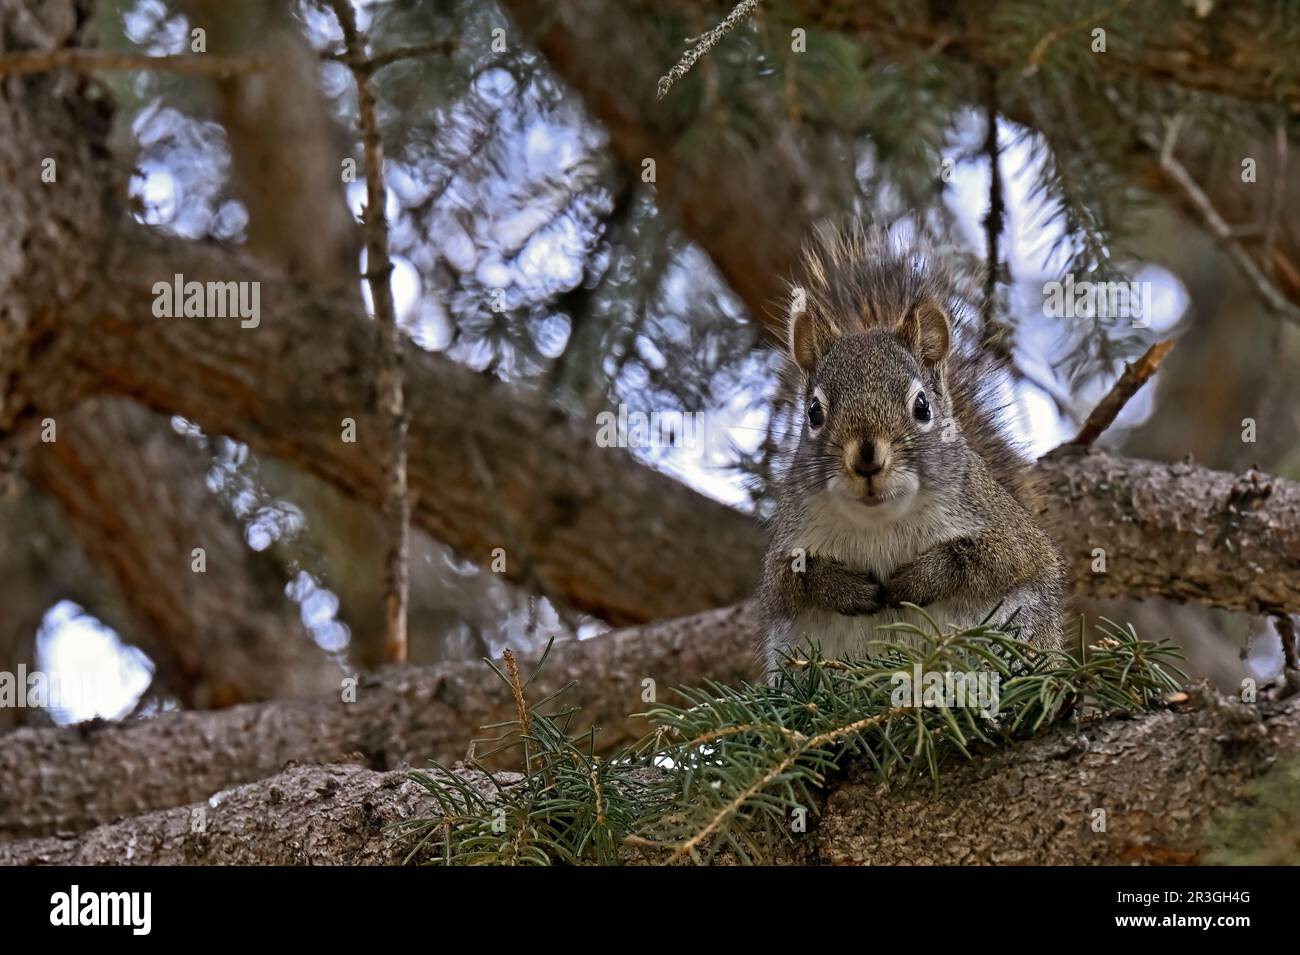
xmin=758 ymin=223 xmax=1068 ymax=675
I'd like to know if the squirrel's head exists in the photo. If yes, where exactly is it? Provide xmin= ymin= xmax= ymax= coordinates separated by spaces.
xmin=785 ymin=295 xmax=965 ymax=514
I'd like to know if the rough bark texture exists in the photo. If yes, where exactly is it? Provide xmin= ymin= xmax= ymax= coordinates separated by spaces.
xmin=3 ymin=691 xmax=1295 ymax=865
xmin=1038 ymin=447 xmax=1300 ymax=615
xmin=0 ymin=763 xmax=509 ymax=865
xmin=0 ymin=604 xmax=758 ymax=841
xmin=807 ymin=689 xmax=1300 ymax=865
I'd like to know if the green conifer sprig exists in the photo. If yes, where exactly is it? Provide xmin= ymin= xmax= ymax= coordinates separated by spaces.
xmin=398 ymin=614 xmax=1184 ymax=865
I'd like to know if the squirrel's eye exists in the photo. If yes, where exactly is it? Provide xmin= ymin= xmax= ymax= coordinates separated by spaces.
xmin=912 ymin=391 xmax=931 ymax=423
xmin=808 ymin=397 xmax=824 ymax=429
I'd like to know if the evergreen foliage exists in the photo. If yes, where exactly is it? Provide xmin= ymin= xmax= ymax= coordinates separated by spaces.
xmin=400 ymin=612 xmax=1185 ymax=865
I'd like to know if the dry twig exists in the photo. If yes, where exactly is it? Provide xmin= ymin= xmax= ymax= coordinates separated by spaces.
xmin=326 ymin=0 xmax=411 ymax=663
xmin=1064 ymin=338 xmax=1175 ymax=447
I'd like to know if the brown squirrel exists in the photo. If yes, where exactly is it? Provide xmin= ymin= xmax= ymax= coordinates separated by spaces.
xmin=759 ymin=223 xmax=1067 ymax=674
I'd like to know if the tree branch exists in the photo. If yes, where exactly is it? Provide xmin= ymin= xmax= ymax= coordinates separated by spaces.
xmin=0 ymin=603 xmax=758 ymax=841
xmin=656 ymin=0 xmax=759 ymax=100
xmin=1064 ymin=338 xmax=1175 ymax=448
xmin=325 ymin=0 xmax=411 ymax=663
xmin=4 ymin=690 xmax=1295 ymax=864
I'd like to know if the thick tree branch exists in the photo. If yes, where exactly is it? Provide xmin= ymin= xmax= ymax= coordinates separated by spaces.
xmin=809 ymin=689 xmax=1300 ymax=865
xmin=0 ymin=604 xmax=758 ymax=840
xmin=3 ymin=690 xmax=1295 ymax=864
xmin=1037 ymin=448 xmax=1300 ymax=612
xmin=0 ymin=764 xmax=488 ymax=865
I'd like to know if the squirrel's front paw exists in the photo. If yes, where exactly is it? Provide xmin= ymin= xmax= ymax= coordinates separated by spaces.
xmin=842 ymin=583 xmax=884 ymax=617
xmin=875 ymin=575 xmax=902 ymax=610
xmin=863 ymin=571 xmax=894 ymax=615
xmin=803 ymin=556 xmax=885 ymax=616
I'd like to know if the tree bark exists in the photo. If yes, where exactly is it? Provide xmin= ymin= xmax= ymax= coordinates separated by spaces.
xmin=3 ymin=690 xmax=1295 ymax=865
xmin=0 ymin=763 xmax=505 ymax=865
xmin=0 ymin=604 xmax=758 ymax=841
xmin=1037 ymin=447 xmax=1300 ymax=614
xmin=805 ymin=688 xmax=1300 ymax=865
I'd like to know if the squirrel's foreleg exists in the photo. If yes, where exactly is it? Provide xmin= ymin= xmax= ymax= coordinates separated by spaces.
xmin=881 ymin=535 xmax=1023 ymax=609
xmin=800 ymin=554 xmax=885 ymax=617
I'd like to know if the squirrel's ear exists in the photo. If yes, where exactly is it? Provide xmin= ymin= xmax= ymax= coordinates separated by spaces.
xmin=900 ymin=301 xmax=951 ymax=367
xmin=788 ymin=291 xmax=838 ymax=374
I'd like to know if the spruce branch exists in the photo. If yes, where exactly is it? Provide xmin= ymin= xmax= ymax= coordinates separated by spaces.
xmin=399 ymin=637 xmax=676 ymax=865
xmin=399 ymin=617 xmax=1184 ymax=865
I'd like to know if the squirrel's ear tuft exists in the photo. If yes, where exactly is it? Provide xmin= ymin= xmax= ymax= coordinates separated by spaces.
xmin=788 ymin=289 xmax=838 ymax=374
xmin=899 ymin=301 xmax=951 ymax=367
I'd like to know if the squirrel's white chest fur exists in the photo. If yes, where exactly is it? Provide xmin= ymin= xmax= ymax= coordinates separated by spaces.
xmin=776 ymin=481 xmax=989 ymax=659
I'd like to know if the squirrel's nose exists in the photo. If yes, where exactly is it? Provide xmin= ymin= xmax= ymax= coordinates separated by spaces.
xmin=852 ymin=441 xmax=883 ymax=478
